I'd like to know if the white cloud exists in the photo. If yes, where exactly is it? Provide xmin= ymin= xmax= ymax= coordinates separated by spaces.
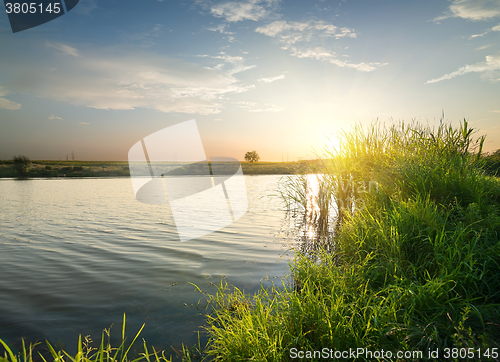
xmin=79 ymin=122 xmax=90 ymax=125
xmin=48 ymin=115 xmax=63 ymax=120
xmin=258 ymin=74 xmax=285 ymax=83
xmin=46 ymin=42 xmax=80 ymax=57
xmin=434 ymin=0 xmax=500 ymax=22
xmin=290 ymin=47 xmax=387 ymax=71
xmin=426 ymin=53 xmax=500 ymax=83
xmin=210 ymin=0 xmax=278 ymax=22
xmin=255 ymin=20 xmax=386 ymax=71
xmin=206 ymin=23 xmax=236 ymax=42
xmin=198 ymin=51 xmax=256 ymax=74
xmin=5 ymin=47 xmax=254 ymax=115
xmin=470 ymin=23 xmax=500 ymax=38
xmin=0 ymin=98 xmax=21 ymax=110
xmin=233 ymin=101 xmax=283 ymax=112
xmin=0 ymin=87 xmax=21 ymax=110
xmin=207 ymin=23 xmax=231 ymax=33
xmin=476 ymin=44 xmax=494 ymax=50
xmin=256 ymin=20 xmax=356 ymax=48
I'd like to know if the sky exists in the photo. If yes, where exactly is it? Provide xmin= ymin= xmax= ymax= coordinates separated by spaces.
xmin=0 ymin=0 xmax=500 ymax=161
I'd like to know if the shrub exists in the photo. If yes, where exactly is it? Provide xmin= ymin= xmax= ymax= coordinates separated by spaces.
xmin=12 ymin=155 xmax=32 ymax=176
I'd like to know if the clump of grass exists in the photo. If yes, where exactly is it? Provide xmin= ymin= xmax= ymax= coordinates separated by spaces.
xmin=0 ymin=315 xmax=173 ymax=362
xmin=195 ymin=119 xmax=500 ymax=361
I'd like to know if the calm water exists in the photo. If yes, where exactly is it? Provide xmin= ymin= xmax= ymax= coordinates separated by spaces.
xmin=0 ymin=176 xmax=292 ymax=357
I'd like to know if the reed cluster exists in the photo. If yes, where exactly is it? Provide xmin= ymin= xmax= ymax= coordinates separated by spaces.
xmin=196 ymin=120 xmax=500 ymax=361
xmin=0 ymin=315 xmax=173 ymax=362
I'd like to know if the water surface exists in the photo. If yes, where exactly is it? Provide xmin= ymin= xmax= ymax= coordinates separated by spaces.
xmin=0 ymin=176 xmax=291 ymax=356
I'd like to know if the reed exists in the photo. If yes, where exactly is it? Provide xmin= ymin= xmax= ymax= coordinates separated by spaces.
xmin=0 ymin=315 xmax=173 ymax=362
xmin=195 ymin=119 xmax=500 ymax=361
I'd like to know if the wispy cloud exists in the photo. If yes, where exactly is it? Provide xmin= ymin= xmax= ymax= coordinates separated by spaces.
xmin=256 ymin=20 xmax=356 ymax=48
xmin=258 ymin=74 xmax=285 ymax=83
xmin=290 ymin=46 xmax=386 ymax=72
xmin=79 ymin=122 xmax=90 ymax=125
xmin=48 ymin=115 xmax=63 ymax=120
xmin=476 ymin=44 xmax=494 ymax=50
xmin=198 ymin=51 xmax=256 ymax=74
xmin=470 ymin=23 xmax=500 ymax=38
xmin=207 ymin=23 xmax=231 ymax=33
xmin=5 ymin=46 xmax=255 ymax=115
xmin=426 ymin=53 xmax=500 ymax=83
xmin=433 ymin=0 xmax=500 ymax=22
xmin=0 ymin=98 xmax=21 ymax=110
xmin=46 ymin=42 xmax=80 ymax=57
xmin=233 ymin=100 xmax=283 ymax=112
xmin=255 ymin=20 xmax=387 ymax=71
xmin=206 ymin=23 xmax=236 ymax=42
xmin=0 ymin=87 xmax=21 ymax=110
xmin=210 ymin=0 xmax=278 ymax=22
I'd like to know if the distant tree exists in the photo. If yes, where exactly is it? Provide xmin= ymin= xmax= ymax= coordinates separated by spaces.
xmin=12 ymin=155 xmax=32 ymax=176
xmin=244 ymin=151 xmax=260 ymax=164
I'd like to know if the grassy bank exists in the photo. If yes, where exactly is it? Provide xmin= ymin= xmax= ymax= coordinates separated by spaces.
xmin=191 ymin=121 xmax=500 ymax=361
xmin=0 ymin=160 xmax=319 ymax=178
xmin=2 ymin=121 xmax=500 ymax=361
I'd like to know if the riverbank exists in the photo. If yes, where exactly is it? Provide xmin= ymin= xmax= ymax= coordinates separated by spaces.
xmin=2 ymin=121 xmax=500 ymax=362
xmin=189 ymin=121 xmax=500 ymax=361
xmin=0 ymin=160 xmax=321 ymax=178
xmin=3 ymin=155 xmax=500 ymax=179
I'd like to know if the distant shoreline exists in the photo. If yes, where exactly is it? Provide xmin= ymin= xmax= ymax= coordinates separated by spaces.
xmin=0 ymin=160 xmax=323 ymax=178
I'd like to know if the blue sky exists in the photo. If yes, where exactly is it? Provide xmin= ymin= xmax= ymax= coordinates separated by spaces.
xmin=1 ymin=0 xmax=499 ymax=161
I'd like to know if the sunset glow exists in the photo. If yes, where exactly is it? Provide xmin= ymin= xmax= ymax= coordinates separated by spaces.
xmin=1 ymin=0 xmax=499 ymax=161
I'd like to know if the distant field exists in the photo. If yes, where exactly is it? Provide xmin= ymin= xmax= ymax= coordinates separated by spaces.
xmin=0 ymin=160 xmax=323 ymax=178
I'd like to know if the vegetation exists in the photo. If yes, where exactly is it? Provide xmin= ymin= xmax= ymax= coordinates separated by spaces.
xmin=244 ymin=151 xmax=260 ymax=164
xmin=0 ymin=160 xmax=318 ymax=178
xmin=0 ymin=315 xmax=174 ymax=362
xmin=3 ymin=120 xmax=500 ymax=361
xmin=483 ymin=149 xmax=500 ymax=177
xmin=191 ymin=120 xmax=500 ymax=361
xmin=0 ymin=161 xmax=131 ymax=178
xmin=12 ymin=155 xmax=32 ymax=176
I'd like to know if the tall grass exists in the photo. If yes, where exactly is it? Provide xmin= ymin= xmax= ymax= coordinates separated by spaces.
xmin=196 ymin=120 xmax=500 ymax=361
xmin=0 ymin=315 xmax=173 ymax=362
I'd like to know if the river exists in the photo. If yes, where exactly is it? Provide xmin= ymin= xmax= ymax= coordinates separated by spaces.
xmin=0 ymin=176 xmax=293 ymax=357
